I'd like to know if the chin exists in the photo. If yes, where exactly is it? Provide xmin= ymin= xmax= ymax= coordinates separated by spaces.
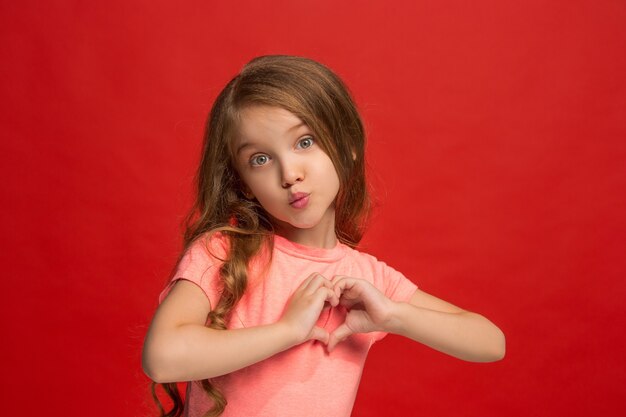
xmin=288 ymin=221 xmax=320 ymax=230
xmin=283 ymin=217 xmax=325 ymax=230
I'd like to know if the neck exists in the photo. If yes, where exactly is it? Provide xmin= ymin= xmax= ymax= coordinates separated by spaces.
xmin=272 ymin=218 xmax=338 ymax=249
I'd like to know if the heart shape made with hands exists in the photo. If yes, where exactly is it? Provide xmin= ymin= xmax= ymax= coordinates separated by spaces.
xmin=314 ymin=276 xmax=394 ymax=352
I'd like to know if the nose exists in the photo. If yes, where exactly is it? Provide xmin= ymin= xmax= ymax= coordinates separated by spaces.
xmin=280 ymin=158 xmax=304 ymax=188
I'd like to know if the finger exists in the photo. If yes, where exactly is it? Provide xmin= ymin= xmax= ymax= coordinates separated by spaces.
xmin=332 ymin=276 xmax=348 ymax=299
xmin=297 ymin=272 xmax=324 ymax=294
xmin=318 ymin=277 xmax=337 ymax=300
xmin=333 ymin=276 xmax=355 ymax=294
xmin=320 ymin=285 xmax=339 ymax=307
xmin=303 ymin=273 xmax=329 ymax=294
xmin=334 ymin=281 xmax=362 ymax=309
xmin=331 ymin=275 xmax=345 ymax=284
xmin=327 ymin=323 xmax=354 ymax=352
xmin=296 ymin=272 xmax=318 ymax=290
xmin=335 ymin=278 xmax=367 ymax=303
xmin=314 ymin=286 xmax=338 ymax=308
xmin=332 ymin=275 xmax=351 ymax=291
xmin=328 ymin=289 xmax=339 ymax=307
xmin=308 ymin=279 xmax=337 ymax=302
xmin=308 ymin=326 xmax=329 ymax=345
xmin=339 ymin=294 xmax=362 ymax=309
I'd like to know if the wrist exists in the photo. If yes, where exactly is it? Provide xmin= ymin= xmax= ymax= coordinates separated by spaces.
xmin=383 ymin=300 xmax=412 ymax=335
xmin=273 ymin=320 xmax=302 ymax=349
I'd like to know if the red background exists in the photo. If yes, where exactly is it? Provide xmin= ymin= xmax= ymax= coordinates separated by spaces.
xmin=1 ymin=1 xmax=625 ymax=416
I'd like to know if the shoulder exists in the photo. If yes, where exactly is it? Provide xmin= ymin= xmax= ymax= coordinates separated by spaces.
xmin=186 ymin=231 xmax=230 ymax=261
xmin=170 ymin=232 xmax=230 ymax=278
xmin=157 ymin=232 xmax=230 ymax=306
xmin=344 ymin=245 xmax=389 ymax=271
xmin=344 ymin=245 xmax=411 ymax=284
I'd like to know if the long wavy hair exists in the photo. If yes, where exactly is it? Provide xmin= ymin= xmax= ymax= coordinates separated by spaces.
xmin=151 ymin=55 xmax=371 ymax=417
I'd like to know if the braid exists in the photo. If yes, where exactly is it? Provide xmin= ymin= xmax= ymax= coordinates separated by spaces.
xmin=151 ymin=189 xmax=272 ymax=417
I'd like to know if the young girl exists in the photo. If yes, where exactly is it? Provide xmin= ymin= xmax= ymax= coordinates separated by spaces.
xmin=142 ymin=55 xmax=505 ymax=417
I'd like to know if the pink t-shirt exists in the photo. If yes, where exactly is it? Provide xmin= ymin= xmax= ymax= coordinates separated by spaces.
xmin=158 ymin=233 xmax=418 ymax=417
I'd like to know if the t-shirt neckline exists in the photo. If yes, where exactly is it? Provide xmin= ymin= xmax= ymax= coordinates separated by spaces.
xmin=273 ymin=234 xmax=347 ymax=262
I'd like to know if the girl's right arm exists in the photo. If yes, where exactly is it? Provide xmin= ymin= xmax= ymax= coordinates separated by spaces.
xmin=142 ymin=273 xmax=338 ymax=383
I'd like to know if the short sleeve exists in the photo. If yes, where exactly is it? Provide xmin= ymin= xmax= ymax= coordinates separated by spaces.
xmin=157 ymin=233 xmax=228 ymax=309
xmin=380 ymin=262 xmax=418 ymax=303
xmin=371 ymin=261 xmax=418 ymax=343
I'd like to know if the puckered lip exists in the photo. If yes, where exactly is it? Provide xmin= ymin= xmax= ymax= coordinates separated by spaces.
xmin=288 ymin=192 xmax=310 ymax=204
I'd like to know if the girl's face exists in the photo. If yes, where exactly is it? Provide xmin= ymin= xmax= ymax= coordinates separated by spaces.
xmin=232 ymin=105 xmax=340 ymax=245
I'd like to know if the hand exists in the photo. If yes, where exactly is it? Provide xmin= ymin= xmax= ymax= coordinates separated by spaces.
xmin=279 ymin=273 xmax=340 ymax=346
xmin=327 ymin=276 xmax=395 ymax=352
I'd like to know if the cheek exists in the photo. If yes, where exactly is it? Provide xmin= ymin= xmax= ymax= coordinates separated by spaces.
xmin=245 ymin=178 xmax=266 ymax=197
xmin=321 ymin=160 xmax=341 ymax=189
xmin=242 ymin=175 xmax=277 ymax=203
xmin=235 ymin=171 xmax=259 ymax=198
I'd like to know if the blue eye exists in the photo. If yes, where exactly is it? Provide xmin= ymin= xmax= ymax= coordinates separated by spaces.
xmin=250 ymin=154 xmax=269 ymax=166
xmin=297 ymin=136 xmax=314 ymax=149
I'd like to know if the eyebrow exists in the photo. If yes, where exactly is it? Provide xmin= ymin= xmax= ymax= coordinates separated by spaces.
xmin=235 ymin=142 xmax=253 ymax=156
xmin=288 ymin=121 xmax=306 ymax=132
xmin=235 ymin=121 xmax=307 ymax=155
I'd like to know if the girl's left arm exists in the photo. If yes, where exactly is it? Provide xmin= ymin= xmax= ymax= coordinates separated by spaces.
xmin=389 ymin=288 xmax=506 ymax=362
xmin=330 ymin=277 xmax=505 ymax=362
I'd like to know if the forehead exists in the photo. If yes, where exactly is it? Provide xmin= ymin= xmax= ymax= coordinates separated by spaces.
xmin=234 ymin=105 xmax=306 ymax=145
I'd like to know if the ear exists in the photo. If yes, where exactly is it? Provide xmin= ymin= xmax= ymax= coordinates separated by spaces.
xmin=242 ymin=186 xmax=255 ymax=199
xmin=351 ymin=149 xmax=357 ymax=161
xmin=235 ymin=173 xmax=255 ymax=199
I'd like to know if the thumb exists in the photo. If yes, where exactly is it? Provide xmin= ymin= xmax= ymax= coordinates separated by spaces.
xmin=327 ymin=323 xmax=354 ymax=352
xmin=308 ymin=326 xmax=330 ymax=345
